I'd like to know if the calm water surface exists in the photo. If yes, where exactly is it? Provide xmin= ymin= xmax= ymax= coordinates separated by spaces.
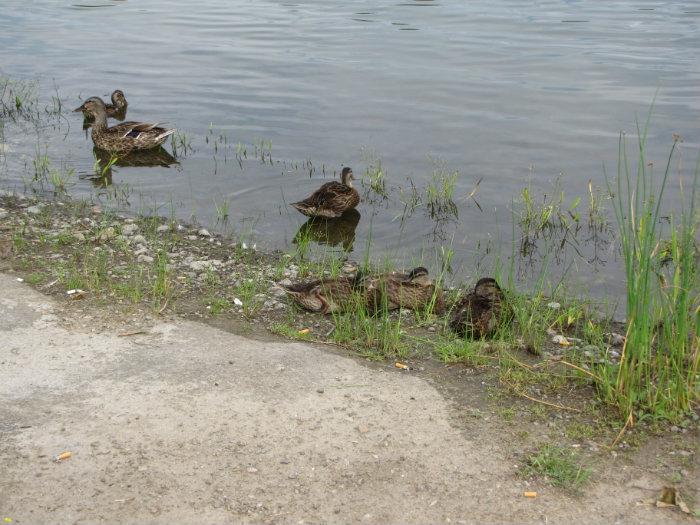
xmin=1 ymin=0 xmax=699 ymax=301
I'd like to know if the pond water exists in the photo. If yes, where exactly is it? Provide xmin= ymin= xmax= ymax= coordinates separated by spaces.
xmin=1 ymin=0 xmax=699 ymax=303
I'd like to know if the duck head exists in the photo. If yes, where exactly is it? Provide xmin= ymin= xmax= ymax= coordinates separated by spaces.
xmin=74 ymin=96 xmax=108 ymax=117
xmin=341 ymin=167 xmax=354 ymax=186
xmin=111 ymin=89 xmax=127 ymax=108
xmin=474 ymin=277 xmax=501 ymax=298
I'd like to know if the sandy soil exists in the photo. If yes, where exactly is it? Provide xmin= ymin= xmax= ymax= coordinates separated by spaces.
xmin=0 ymin=273 xmax=697 ymax=524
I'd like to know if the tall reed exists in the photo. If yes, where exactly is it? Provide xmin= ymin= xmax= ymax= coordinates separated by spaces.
xmin=599 ymin=115 xmax=699 ymax=421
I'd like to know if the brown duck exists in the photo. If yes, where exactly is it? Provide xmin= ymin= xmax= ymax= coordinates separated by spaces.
xmin=74 ymin=97 xmax=175 ymax=153
xmin=449 ymin=278 xmax=509 ymax=338
xmin=80 ymin=90 xmax=128 ymax=120
xmin=282 ymin=273 xmax=364 ymax=314
xmin=365 ymin=267 xmax=446 ymax=315
xmin=291 ymin=167 xmax=360 ymax=218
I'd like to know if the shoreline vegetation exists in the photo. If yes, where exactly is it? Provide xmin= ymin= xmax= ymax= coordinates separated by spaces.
xmin=1 ymin=77 xmax=699 ymax=495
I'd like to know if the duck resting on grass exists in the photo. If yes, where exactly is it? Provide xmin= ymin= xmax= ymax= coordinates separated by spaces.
xmin=449 ymin=277 xmax=509 ymax=339
xmin=74 ymin=97 xmax=175 ymax=153
xmin=365 ymin=266 xmax=446 ymax=315
xmin=282 ymin=273 xmax=364 ymax=314
xmin=291 ymin=167 xmax=360 ymax=218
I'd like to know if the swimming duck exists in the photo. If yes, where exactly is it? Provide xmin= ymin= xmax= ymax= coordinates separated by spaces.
xmin=291 ymin=167 xmax=360 ymax=218
xmin=365 ymin=266 xmax=446 ymax=315
xmin=449 ymin=278 xmax=509 ymax=338
xmin=74 ymin=97 xmax=175 ymax=153
xmin=80 ymin=90 xmax=128 ymax=120
xmin=282 ymin=273 xmax=364 ymax=314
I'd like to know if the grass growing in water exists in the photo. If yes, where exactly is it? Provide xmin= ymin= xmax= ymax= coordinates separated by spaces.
xmin=596 ymin=120 xmax=700 ymax=421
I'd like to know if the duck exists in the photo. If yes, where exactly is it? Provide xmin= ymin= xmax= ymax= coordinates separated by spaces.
xmin=80 ymin=90 xmax=128 ymax=120
xmin=449 ymin=278 xmax=509 ymax=338
xmin=74 ymin=97 xmax=175 ymax=153
xmin=290 ymin=167 xmax=360 ymax=218
xmin=365 ymin=266 xmax=446 ymax=315
xmin=282 ymin=273 xmax=364 ymax=314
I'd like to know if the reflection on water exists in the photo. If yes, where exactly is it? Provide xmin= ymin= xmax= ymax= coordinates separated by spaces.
xmin=0 ymin=0 xmax=698 ymax=300
xmin=87 ymin=147 xmax=179 ymax=187
xmin=293 ymin=209 xmax=361 ymax=253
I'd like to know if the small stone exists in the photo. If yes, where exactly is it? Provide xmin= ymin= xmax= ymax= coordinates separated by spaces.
xmin=269 ymin=285 xmax=287 ymax=298
xmin=27 ymin=205 xmax=44 ymax=215
xmin=198 ymin=228 xmax=211 ymax=237
xmin=671 ymin=426 xmax=680 ymax=432
xmin=73 ymin=232 xmax=85 ymax=242
xmin=156 ymin=224 xmax=169 ymax=233
xmin=551 ymin=335 xmax=570 ymax=346
xmin=137 ymin=255 xmax=154 ymax=264
xmin=582 ymin=344 xmax=600 ymax=355
xmin=189 ymin=260 xmax=214 ymax=272
xmin=98 ymin=227 xmax=117 ymax=241
xmin=547 ymin=301 xmax=561 ymax=309
xmin=246 ymin=467 xmax=258 ymax=473
xmin=608 ymin=333 xmax=626 ymax=346
xmin=279 ymin=278 xmax=292 ymax=287
xmin=187 ymin=235 xmax=197 ymax=241
xmin=132 ymin=234 xmax=147 ymax=244
xmin=122 ymin=224 xmax=139 ymax=236
xmin=316 ymin=388 xmax=324 ymax=394
xmin=427 ymin=326 xmax=436 ymax=332
xmin=0 ymin=208 xmax=8 ymax=220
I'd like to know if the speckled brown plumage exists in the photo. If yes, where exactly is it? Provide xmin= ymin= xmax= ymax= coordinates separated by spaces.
xmin=282 ymin=274 xmax=364 ymax=314
xmin=81 ymin=90 xmax=128 ymax=120
xmin=449 ymin=278 xmax=509 ymax=338
xmin=291 ymin=167 xmax=360 ymax=218
xmin=75 ymin=97 xmax=175 ymax=153
xmin=365 ymin=267 xmax=445 ymax=315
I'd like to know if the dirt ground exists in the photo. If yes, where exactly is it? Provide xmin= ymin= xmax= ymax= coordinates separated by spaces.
xmin=1 ymin=273 xmax=698 ymax=524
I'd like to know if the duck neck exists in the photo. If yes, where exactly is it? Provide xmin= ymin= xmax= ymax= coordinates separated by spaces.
xmin=342 ymin=173 xmax=354 ymax=188
xmin=91 ymin=110 xmax=109 ymax=132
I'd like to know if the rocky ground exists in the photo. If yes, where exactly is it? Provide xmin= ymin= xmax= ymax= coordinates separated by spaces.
xmin=1 ymin=192 xmax=699 ymax=523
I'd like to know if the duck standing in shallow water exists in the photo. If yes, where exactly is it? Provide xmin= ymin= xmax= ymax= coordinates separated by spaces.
xmin=291 ymin=167 xmax=360 ymax=218
xmin=365 ymin=267 xmax=446 ymax=315
xmin=74 ymin=97 xmax=175 ymax=153
xmin=449 ymin=278 xmax=509 ymax=338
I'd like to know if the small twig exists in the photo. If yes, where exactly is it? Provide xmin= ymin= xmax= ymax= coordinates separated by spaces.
xmin=502 ymin=379 xmax=581 ymax=412
xmin=557 ymin=360 xmax=604 ymax=383
xmin=610 ymin=411 xmax=634 ymax=449
xmin=158 ymin=298 xmax=169 ymax=314
xmin=118 ymin=330 xmax=147 ymax=337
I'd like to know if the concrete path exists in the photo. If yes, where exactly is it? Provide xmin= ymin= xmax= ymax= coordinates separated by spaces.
xmin=0 ymin=274 xmax=687 ymax=524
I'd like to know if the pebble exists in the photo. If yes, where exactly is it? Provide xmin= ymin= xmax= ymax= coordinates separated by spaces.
xmin=122 ymin=224 xmax=138 ymax=236
xmin=268 ymin=285 xmax=287 ymax=298
xmin=156 ymin=224 xmax=169 ymax=233
xmin=198 ymin=228 xmax=211 ymax=237
xmin=137 ymin=255 xmax=154 ymax=264
xmin=26 ymin=205 xmax=43 ymax=215
xmin=279 ymin=278 xmax=293 ymax=287
xmin=189 ymin=260 xmax=214 ymax=272
xmin=132 ymin=234 xmax=147 ymax=245
xmin=552 ymin=335 xmax=570 ymax=346
xmin=0 ymin=208 xmax=8 ymax=220
xmin=98 ymin=227 xmax=117 ymax=241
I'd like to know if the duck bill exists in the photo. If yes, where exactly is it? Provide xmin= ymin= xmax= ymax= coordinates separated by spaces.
xmin=73 ymin=104 xmax=86 ymax=113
